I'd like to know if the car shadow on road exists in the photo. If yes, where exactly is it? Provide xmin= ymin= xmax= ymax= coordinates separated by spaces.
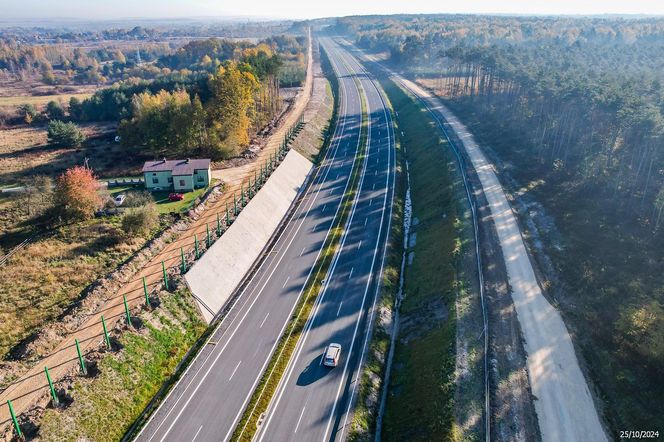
xmin=296 ymin=354 xmax=332 ymax=386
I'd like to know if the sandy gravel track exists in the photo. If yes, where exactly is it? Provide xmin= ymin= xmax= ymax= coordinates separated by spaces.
xmin=397 ymin=77 xmax=607 ymax=442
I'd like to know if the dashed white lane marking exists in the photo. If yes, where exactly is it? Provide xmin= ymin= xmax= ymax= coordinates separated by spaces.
xmin=192 ymin=425 xmax=203 ymax=442
xmin=364 ymin=217 xmax=368 ymax=226
xmin=322 ymin=204 xmax=326 ymax=211
xmin=349 ymin=267 xmax=354 ymax=279
xmin=282 ymin=276 xmax=291 ymax=288
xmin=337 ymin=301 xmax=344 ymax=317
xmin=373 ymin=183 xmax=376 ymax=190
xmin=294 ymin=406 xmax=307 ymax=434
xmin=369 ymin=198 xmax=373 ymax=206
xmin=229 ymin=360 xmax=241 ymax=381
xmin=357 ymin=240 xmax=362 ymax=250
xmin=300 ymin=247 xmax=306 ymax=257
xmin=259 ymin=312 xmax=270 ymax=329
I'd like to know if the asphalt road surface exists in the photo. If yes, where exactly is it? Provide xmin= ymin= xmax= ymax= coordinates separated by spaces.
xmin=136 ymin=37 xmax=367 ymax=442
xmin=255 ymin=38 xmax=395 ymax=442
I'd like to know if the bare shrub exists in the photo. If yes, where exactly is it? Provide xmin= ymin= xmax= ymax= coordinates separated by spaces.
xmin=121 ymin=203 xmax=158 ymax=236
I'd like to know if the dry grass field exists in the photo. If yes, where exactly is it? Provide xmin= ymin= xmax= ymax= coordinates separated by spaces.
xmin=0 ymin=218 xmax=149 ymax=360
xmin=0 ymin=93 xmax=93 ymax=108
xmin=0 ymin=123 xmax=140 ymax=186
xmin=0 ymin=121 xmax=158 ymax=360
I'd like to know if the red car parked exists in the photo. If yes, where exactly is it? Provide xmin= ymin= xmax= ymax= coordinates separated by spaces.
xmin=168 ymin=192 xmax=184 ymax=201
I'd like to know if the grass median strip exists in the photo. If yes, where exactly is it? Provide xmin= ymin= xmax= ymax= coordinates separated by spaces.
xmin=231 ymin=64 xmax=368 ymax=442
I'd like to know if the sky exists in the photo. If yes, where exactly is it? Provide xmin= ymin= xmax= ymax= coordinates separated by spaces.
xmin=2 ymin=0 xmax=664 ymax=20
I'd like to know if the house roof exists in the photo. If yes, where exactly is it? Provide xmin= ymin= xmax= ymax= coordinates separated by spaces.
xmin=142 ymin=158 xmax=211 ymax=175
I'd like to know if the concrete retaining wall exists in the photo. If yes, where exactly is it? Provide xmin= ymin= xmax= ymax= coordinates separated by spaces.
xmin=185 ymin=150 xmax=314 ymax=323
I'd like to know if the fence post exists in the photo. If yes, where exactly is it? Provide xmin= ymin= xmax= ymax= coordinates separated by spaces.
xmin=254 ymin=170 xmax=258 ymax=189
xmin=226 ymin=203 xmax=230 ymax=226
xmin=75 ymin=338 xmax=87 ymax=375
xmin=180 ymin=247 xmax=187 ymax=274
xmin=216 ymin=212 xmax=221 ymax=236
xmin=233 ymin=193 xmax=238 ymax=216
xmin=240 ymin=184 xmax=245 ymax=206
xmin=123 ymin=295 xmax=131 ymax=327
xmin=162 ymin=261 xmax=169 ymax=290
xmin=194 ymin=234 xmax=199 ymax=259
xmin=7 ymin=400 xmax=21 ymax=439
xmin=143 ymin=276 xmax=149 ymax=306
xmin=44 ymin=366 xmax=58 ymax=406
xmin=206 ymin=223 xmax=211 ymax=248
xmin=101 ymin=315 xmax=111 ymax=348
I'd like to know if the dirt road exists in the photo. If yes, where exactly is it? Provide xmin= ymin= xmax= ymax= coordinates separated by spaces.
xmin=396 ymin=77 xmax=607 ymax=442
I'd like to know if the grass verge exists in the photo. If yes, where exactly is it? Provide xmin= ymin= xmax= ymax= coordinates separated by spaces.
xmin=37 ymin=287 xmax=206 ymax=442
xmin=378 ymin=78 xmax=461 ymax=441
xmin=230 ymin=64 xmax=368 ymax=442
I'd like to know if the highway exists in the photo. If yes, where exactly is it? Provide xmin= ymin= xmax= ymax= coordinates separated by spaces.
xmin=136 ymin=37 xmax=366 ymax=442
xmin=255 ymin=38 xmax=395 ymax=442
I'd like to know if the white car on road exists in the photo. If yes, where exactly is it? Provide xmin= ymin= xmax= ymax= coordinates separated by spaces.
xmin=323 ymin=343 xmax=341 ymax=367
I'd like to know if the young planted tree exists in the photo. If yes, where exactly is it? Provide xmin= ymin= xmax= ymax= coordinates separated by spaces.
xmin=47 ymin=120 xmax=86 ymax=147
xmin=46 ymin=100 xmax=66 ymax=121
xmin=53 ymin=166 xmax=102 ymax=221
xmin=121 ymin=203 xmax=159 ymax=236
xmin=19 ymin=103 xmax=38 ymax=125
xmin=68 ymin=97 xmax=85 ymax=121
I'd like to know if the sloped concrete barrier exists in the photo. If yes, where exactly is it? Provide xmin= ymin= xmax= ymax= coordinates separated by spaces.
xmin=185 ymin=150 xmax=313 ymax=323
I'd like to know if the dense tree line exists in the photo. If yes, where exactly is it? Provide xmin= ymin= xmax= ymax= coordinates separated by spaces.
xmin=0 ymin=30 xmax=306 ymax=88
xmin=0 ymin=21 xmax=295 ymax=44
xmin=111 ymin=36 xmax=307 ymax=160
xmin=118 ymin=62 xmax=259 ymax=158
xmin=0 ymin=40 xmax=172 ymax=84
xmin=335 ymin=14 xmax=664 ymax=433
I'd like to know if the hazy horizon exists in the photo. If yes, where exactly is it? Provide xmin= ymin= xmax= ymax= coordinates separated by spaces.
xmin=2 ymin=0 xmax=664 ymax=21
